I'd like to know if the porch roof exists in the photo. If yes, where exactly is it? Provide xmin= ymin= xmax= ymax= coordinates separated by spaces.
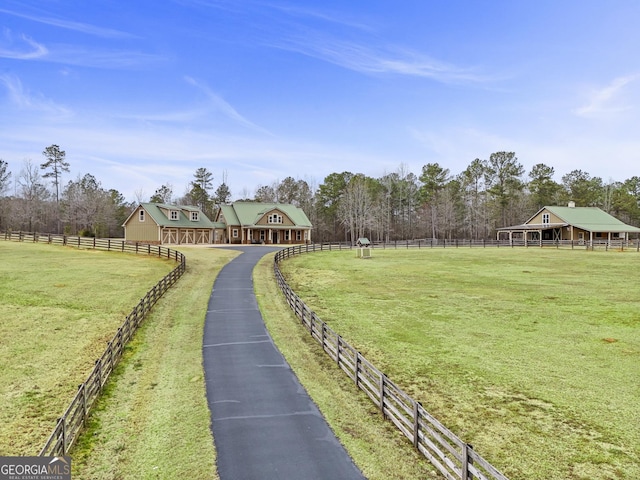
xmin=496 ymin=223 xmax=567 ymax=231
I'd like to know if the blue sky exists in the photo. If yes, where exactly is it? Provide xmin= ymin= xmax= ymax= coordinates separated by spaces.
xmin=1 ymin=1 xmax=639 ymax=202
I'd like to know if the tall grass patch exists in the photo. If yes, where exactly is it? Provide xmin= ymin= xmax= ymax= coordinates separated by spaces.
xmin=0 ymin=241 xmax=175 ymax=455
xmin=278 ymin=248 xmax=640 ymax=480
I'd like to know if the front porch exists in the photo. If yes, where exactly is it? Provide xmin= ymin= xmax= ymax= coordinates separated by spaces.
xmin=228 ymin=226 xmax=310 ymax=245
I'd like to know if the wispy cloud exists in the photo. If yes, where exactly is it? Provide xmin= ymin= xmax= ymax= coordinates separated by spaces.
xmin=0 ymin=29 xmax=47 ymax=59
xmin=180 ymin=2 xmax=483 ymax=84
xmin=45 ymin=46 xmax=167 ymax=69
xmin=184 ymin=76 xmax=272 ymax=133
xmin=0 ymin=26 xmax=162 ymax=68
xmin=0 ymin=7 xmax=135 ymax=39
xmin=0 ymin=74 xmax=71 ymax=116
xmin=272 ymin=34 xmax=487 ymax=84
xmin=574 ymin=74 xmax=640 ymax=118
xmin=263 ymin=3 xmax=374 ymax=32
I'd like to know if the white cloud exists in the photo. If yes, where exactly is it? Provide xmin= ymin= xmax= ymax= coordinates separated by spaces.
xmin=574 ymin=74 xmax=640 ymax=118
xmin=43 ymin=46 xmax=167 ymax=69
xmin=0 ymin=7 xmax=135 ymax=39
xmin=184 ymin=76 xmax=273 ymax=134
xmin=0 ymin=30 xmax=47 ymax=59
xmin=270 ymin=33 xmax=487 ymax=84
xmin=0 ymin=74 xmax=71 ymax=116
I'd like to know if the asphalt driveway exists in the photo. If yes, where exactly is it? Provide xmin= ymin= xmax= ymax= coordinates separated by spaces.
xmin=203 ymin=246 xmax=365 ymax=480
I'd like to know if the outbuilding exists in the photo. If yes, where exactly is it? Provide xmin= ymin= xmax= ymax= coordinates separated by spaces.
xmin=123 ymin=203 xmax=219 ymax=245
xmin=497 ymin=203 xmax=640 ymax=246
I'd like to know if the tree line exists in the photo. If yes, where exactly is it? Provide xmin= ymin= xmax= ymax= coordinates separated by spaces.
xmin=1 ymin=147 xmax=638 ymax=242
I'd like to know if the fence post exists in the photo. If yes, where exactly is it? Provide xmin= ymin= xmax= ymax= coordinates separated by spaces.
xmin=379 ymin=374 xmax=386 ymax=418
xmin=80 ymin=383 xmax=87 ymax=425
xmin=462 ymin=443 xmax=474 ymax=479
xmin=95 ymin=358 xmax=103 ymax=392
xmin=336 ymin=335 xmax=341 ymax=366
xmin=61 ymin=417 xmax=66 ymax=455
xmin=413 ymin=400 xmax=420 ymax=448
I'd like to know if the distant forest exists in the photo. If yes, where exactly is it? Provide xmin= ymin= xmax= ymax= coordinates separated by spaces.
xmin=1 ymin=147 xmax=639 ymax=242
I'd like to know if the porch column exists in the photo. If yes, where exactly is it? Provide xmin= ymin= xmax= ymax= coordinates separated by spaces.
xmin=248 ymin=228 xmax=251 ymax=244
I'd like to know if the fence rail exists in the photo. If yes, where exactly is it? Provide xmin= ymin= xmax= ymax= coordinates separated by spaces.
xmin=274 ymin=243 xmax=509 ymax=480
xmin=277 ymin=238 xmax=640 ymax=252
xmin=366 ymin=238 xmax=639 ymax=251
xmin=1 ymin=231 xmax=186 ymax=457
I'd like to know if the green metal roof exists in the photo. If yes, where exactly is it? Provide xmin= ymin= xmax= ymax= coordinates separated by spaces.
xmin=141 ymin=203 xmax=216 ymax=228
xmin=219 ymin=202 xmax=312 ymax=227
xmin=219 ymin=204 xmax=240 ymax=226
xmin=534 ymin=206 xmax=640 ymax=233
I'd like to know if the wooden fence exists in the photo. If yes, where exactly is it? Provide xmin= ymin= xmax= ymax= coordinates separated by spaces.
xmin=1 ymin=231 xmax=186 ymax=457
xmin=361 ymin=238 xmax=639 ymax=251
xmin=274 ymin=243 xmax=510 ymax=480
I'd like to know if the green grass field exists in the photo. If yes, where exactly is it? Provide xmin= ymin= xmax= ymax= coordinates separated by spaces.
xmin=0 ymin=241 xmax=175 ymax=455
xmin=276 ymin=248 xmax=640 ymax=480
xmin=5 ymin=241 xmax=638 ymax=479
xmin=0 ymin=241 xmax=239 ymax=480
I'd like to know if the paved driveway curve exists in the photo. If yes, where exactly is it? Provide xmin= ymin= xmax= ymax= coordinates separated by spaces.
xmin=203 ymin=246 xmax=365 ymax=480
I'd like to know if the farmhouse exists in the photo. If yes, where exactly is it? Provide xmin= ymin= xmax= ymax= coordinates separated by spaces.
xmin=123 ymin=203 xmax=221 ymax=245
xmin=497 ymin=202 xmax=640 ymax=245
xmin=214 ymin=202 xmax=312 ymax=245
xmin=123 ymin=201 xmax=313 ymax=245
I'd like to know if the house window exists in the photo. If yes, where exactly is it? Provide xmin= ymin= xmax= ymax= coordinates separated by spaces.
xmin=296 ymin=231 xmax=302 ymax=241
xmin=268 ymin=214 xmax=282 ymax=224
xmin=542 ymin=213 xmax=550 ymax=224
xmin=232 ymin=229 xmax=239 ymax=238
xmin=285 ymin=231 xmax=290 ymax=241
xmin=139 ymin=210 xmax=145 ymax=222
xmin=170 ymin=210 xmax=179 ymax=221
xmin=260 ymin=230 xmax=265 ymax=241
xmin=191 ymin=211 xmax=199 ymax=221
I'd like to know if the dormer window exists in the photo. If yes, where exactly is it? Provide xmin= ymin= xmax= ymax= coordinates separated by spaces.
xmin=170 ymin=210 xmax=179 ymax=221
xmin=191 ymin=211 xmax=199 ymax=221
xmin=268 ymin=214 xmax=282 ymax=224
xmin=542 ymin=213 xmax=550 ymax=225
